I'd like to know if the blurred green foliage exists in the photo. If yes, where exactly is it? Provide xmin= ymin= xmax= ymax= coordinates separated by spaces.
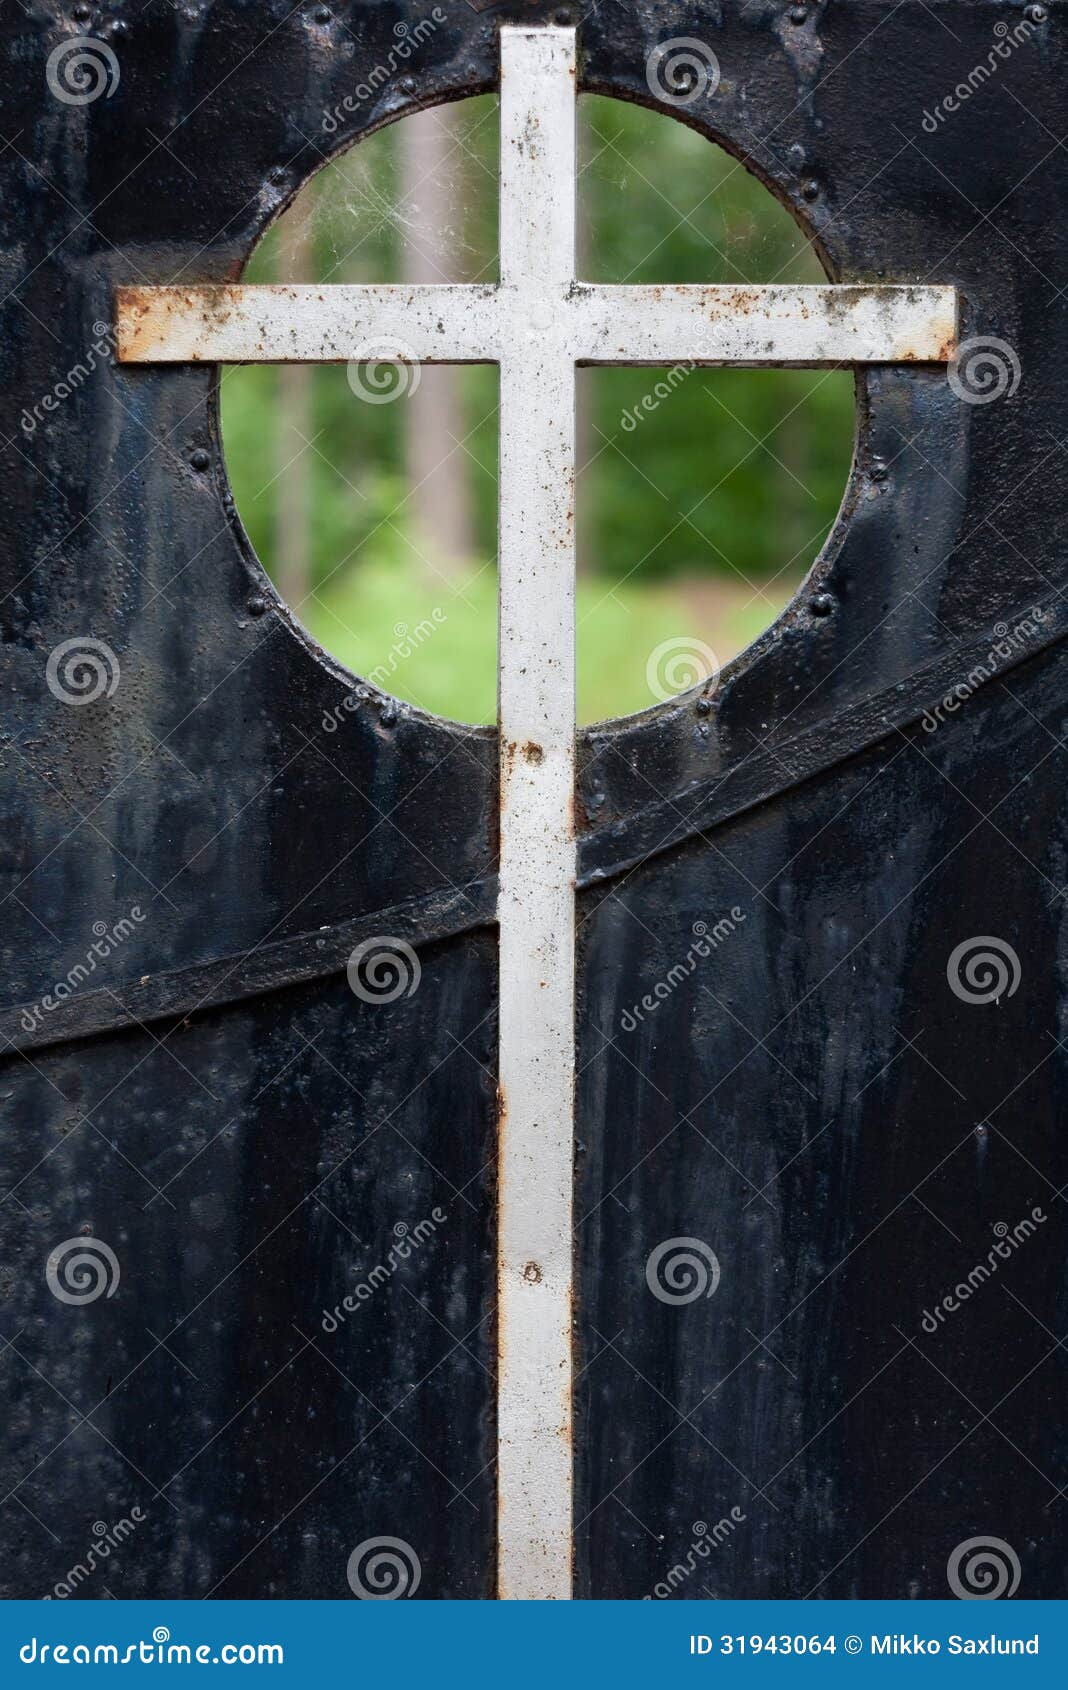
xmin=290 ymin=550 xmax=792 ymax=726
xmin=221 ymin=95 xmax=854 ymax=723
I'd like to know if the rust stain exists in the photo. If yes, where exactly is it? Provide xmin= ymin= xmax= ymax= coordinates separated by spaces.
xmin=501 ymin=737 xmax=517 ymax=791
xmin=117 ymin=284 xmax=260 ymax=362
xmin=495 ymin=1079 xmax=508 ymax=1369
xmin=935 ymin=329 xmax=959 ymax=364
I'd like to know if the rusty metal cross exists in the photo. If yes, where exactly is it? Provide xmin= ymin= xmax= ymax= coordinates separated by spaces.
xmin=117 ymin=25 xmax=957 ymax=1600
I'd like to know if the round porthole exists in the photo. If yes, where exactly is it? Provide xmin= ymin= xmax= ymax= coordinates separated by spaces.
xmin=220 ymin=94 xmax=853 ymax=726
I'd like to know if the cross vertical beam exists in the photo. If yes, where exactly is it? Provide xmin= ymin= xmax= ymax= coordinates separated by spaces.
xmin=496 ymin=27 xmax=577 ymax=1603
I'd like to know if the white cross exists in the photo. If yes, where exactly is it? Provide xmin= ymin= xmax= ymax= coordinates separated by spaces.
xmin=117 ymin=26 xmax=957 ymax=1600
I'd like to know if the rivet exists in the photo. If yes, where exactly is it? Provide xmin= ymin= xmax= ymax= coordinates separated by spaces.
xmin=870 ymin=457 xmax=889 ymax=483
xmin=554 ymin=7 xmax=573 ymax=22
xmin=379 ymin=704 xmax=398 ymax=727
xmin=190 ymin=448 xmax=210 ymax=472
xmin=73 ymin=2 xmax=92 ymax=18
xmin=399 ymin=75 xmax=416 ymax=96
xmin=789 ymin=4 xmax=808 ymax=21
xmin=695 ymin=696 xmax=712 ymax=717
xmin=1025 ymin=3 xmax=1047 ymax=20
xmin=246 ymin=595 xmax=267 ymax=617
xmin=810 ymin=592 xmax=835 ymax=618
xmin=802 ymin=178 xmax=821 ymax=202
xmin=314 ymin=4 xmax=332 ymax=20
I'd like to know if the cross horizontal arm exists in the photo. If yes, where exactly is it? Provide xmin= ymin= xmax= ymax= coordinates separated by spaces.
xmin=570 ymin=283 xmax=958 ymax=367
xmin=116 ymin=283 xmax=957 ymax=368
xmin=115 ymin=283 xmax=501 ymax=364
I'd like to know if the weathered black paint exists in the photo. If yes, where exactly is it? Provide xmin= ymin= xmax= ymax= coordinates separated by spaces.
xmin=1 ymin=0 xmax=1065 ymax=1600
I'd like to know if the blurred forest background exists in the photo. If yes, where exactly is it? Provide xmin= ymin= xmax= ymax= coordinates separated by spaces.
xmin=221 ymin=95 xmax=854 ymax=724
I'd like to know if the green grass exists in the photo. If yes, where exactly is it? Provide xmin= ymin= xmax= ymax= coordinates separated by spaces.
xmin=294 ymin=553 xmax=796 ymax=725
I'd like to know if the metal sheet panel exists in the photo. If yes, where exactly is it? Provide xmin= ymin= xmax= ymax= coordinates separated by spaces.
xmin=2 ymin=0 xmax=1065 ymax=1607
xmin=112 ymin=31 xmax=955 ymax=1604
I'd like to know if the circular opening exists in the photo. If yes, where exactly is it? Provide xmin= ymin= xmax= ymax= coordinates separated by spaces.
xmin=220 ymin=95 xmax=854 ymax=726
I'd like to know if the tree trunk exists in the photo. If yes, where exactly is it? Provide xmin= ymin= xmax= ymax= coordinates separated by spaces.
xmin=575 ymin=106 xmax=597 ymax=576
xmin=398 ymin=105 xmax=474 ymax=579
xmin=275 ymin=191 xmax=314 ymax=611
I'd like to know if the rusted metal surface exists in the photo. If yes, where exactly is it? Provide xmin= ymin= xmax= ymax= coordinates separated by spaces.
xmin=116 ymin=284 xmax=501 ymax=365
xmin=495 ymin=26 xmax=578 ymax=1603
xmin=1 ymin=883 xmax=499 ymax=1056
xmin=2 ymin=0 xmax=1066 ymax=1605
xmin=571 ymin=0 xmax=1068 ymax=1604
xmin=117 ymin=283 xmax=956 ymax=369
xmin=113 ymin=24 xmax=956 ymax=1602
xmin=5 ymin=572 xmax=1066 ymax=1061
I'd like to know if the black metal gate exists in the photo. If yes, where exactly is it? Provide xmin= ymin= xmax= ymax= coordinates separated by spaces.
xmin=2 ymin=0 xmax=1067 ymax=1601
